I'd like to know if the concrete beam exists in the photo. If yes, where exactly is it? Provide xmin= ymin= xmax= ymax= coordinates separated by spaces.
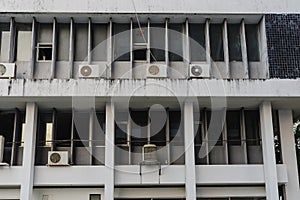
xmin=278 ymin=110 xmax=300 ymax=199
xmin=20 ymin=103 xmax=38 ymax=200
xmin=184 ymin=102 xmax=196 ymax=200
xmin=259 ymin=102 xmax=279 ymax=200
xmin=104 ymin=102 xmax=115 ymax=200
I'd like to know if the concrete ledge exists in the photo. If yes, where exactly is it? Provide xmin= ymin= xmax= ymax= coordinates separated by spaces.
xmin=0 ymin=79 xmax=300 ymax=97
xmin=0 ymin=0 xmax=299 ymax=14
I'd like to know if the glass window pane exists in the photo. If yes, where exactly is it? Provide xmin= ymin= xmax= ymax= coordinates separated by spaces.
xmin=150 ymin=23 xmax=165 ymax=62
xmin=245 ymin=110 xmax=260 ymax=145
xmin=228 ymin=24 xmax=242 ymax=61
xmin=57 ymin=23 xmax=70 ymax=61
xmin=113 ymin=23 xmax=130 ymax=61
xmin=169 ymin=24 xmax=183 ymax=61
xmin=246 ymin=24 xmax=260 ymax=61
xmin=210 ymin=24 xmax=224 ymax=61
xmin=92 ymin=24 xmax=107 ymax=61
xmin=74 ymin=23 xmax=88 ymax=61
xmin=189 ymin=23 xmax=206 ymax=61
xmin=227 ymin=111 xmax=241 ymax=145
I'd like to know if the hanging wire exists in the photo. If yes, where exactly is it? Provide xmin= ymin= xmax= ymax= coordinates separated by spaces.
xmin=131 ymin=0 xmax=158 ymax=63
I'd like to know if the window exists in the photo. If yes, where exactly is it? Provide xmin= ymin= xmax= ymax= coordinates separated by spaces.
xmin=133 ymin=46 xmax=147 ymax=61
xmin=37 ymin=43 xmax=52 ymax=61
xmin=245 ymin=24 xmax=260 ymax=61
xmin=37 ymin=23 xmax=53 ymax=62
xmin=189 ymin=23 xmax=206 ymax=61
xmin=210 ymin=24 xmax=224 ymax=61
xmin=0 ymin=110 xmax=24 ymax=165
xmin=226 ymin=111 xmax=241 ymax=145
xmin=35 ymin=109 xmax=106 ymax=165
xmin=150 ymin=23 xmax=165 ymax=62
xmin=15 ymin=23 xmax=32 ymax=62
xmin=130 ymin=110 xmax=148 ymax=146
xmin=228 ymin=24 xmax=242 ymax=62
xmin=74 ymin=23 xmax=88 ymax=61
xmin=115 ymin=109 xmax=180 ymax=165
xmin=92 ymin=24 xmax=107 ymax=61
xmin=169 ymin=111 xmax=183 ymax=145
xmin=168 ymin=24 xmax=183 ymax=61
xmin=245 ymin=110 xmax=260 ymax=145
xmin=37 ymin=112 xmax=53 ymax=147
xmin=90 ymin=194 xmax=101 ymax=200
xmin=57 ymin=23 xmax=70 ymax=61
xmin=0 ymin=23 xmax=10 ymax=62
xmin=113 ymin=23 xmax=130 ymax=61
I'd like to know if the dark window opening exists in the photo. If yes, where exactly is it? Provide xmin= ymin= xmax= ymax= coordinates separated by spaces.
xmin=90 ymin=194 xmax=101 ymax=200
xmin=113 ymin=23 xmax=130 ymax=61
xmin=130 ymin=110 xmax=148 ymax=146
xmin=150 ymin=23 xmax=165 ymax=62
xmin=228 ymin=24 xmax=242 ymax=62
xmin=245 ymin=110 xmax=261 ymax=145
xmin=133 ymin=48 xmax=147 ymax=61
xmin=207 ymin=110 xmax=223 ymax=146
xmin=57 ymin=23 xmax=70 ymax=61
xmin=226 ymin=111 xmax=241 ymax=145
xmin=37 ymin=44 xmax=52 ymax=61
xmin=73 ymin=111 xmax=90 ymax=147
xmin=169 ymin=111 xmax=183 ymax=145
xmin=56 ymin=112 xmax=72 ymax=147
xmin=168 ymin=24 xmax=183 ymax=61
xmin=74 ymin=23 xmax=88 ymax=61
xmin=273 ymin=110 xmax=283 ymax=164
xmin=189 ymin=23 xmax=206 ymax=61
xmin=0 ymin=112 xmax=15 ymax=164
xmin=210 ymin=24 xmax=224 ymax=61
xmin=245 ymin=24 xmax=260 ymax=62
xmin=149 ymin=110 xmax=167 ymax=147
xmin=92 ymin=24 xmax=108 ymax=61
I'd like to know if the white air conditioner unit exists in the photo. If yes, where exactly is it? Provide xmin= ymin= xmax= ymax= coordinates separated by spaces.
xmin=78 ymin=64 xmax=99 ymax=78
xmin=0 ymin=63 xmax=16 ymax=78
xmin=146 ymin=64 xmax=167 ymax=78
xmin=142 ymin=144 xmax=158 ymax=163
xmin=47 ymin=151 xmax=69 ymax=166
xmin=189 ymin=63 xmax=210 ymax=78
xmin=0 ymin=135 xmax=4 ymax=163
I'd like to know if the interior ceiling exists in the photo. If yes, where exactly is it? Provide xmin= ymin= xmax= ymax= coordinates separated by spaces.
xmin=0 ymin=96 xmax=299 ymax=119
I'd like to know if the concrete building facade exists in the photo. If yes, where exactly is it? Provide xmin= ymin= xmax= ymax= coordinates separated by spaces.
xmin=0 ymin=0 xmax=300 ymax=200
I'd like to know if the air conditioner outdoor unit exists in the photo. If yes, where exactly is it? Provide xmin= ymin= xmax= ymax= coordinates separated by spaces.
xmin=47 ymin=151 xmax=69 ymax=166
xmin=0 ymin=135 xmax=4 ymax=163
xmin=78 ymin=64 xmax=99 ymax=78
xmin=0 ymin=63 xmax=16 ymax=78
xmin=189 ymin=63 xmax=210 ymax=78
xmin=142 ymin=144 xmax=158 ymax=163
xmin=146 ymin=64 xmax=167 ymax=78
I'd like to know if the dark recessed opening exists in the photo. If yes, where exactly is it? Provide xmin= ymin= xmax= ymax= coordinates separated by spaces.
xmin=134 ymin=49 xmax=147 ymax=61
xmin=38 ymin=44 xmax=52 ymax=61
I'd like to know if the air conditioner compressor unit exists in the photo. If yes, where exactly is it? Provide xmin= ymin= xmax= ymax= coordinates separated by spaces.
xmin=47 ymin=151 xmax=69 ymax=166
xmin=189 ymin=63 xmax=210 ymax=78
xmin=0 ymin=63 xmax=16 ymax=78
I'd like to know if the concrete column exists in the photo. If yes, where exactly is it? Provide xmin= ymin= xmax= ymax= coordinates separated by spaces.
xmin=278 ymin=110 xmax=300 ymax=199
xmin=104 ymin=103 xmax=115 ymax=200
xmin=259 ymin=102 xmax=279 ymax=200
xmin=20 ymin=103 xmax=38 ymax=200
xmin=184 ymin=102 xmax=196 ymax=200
